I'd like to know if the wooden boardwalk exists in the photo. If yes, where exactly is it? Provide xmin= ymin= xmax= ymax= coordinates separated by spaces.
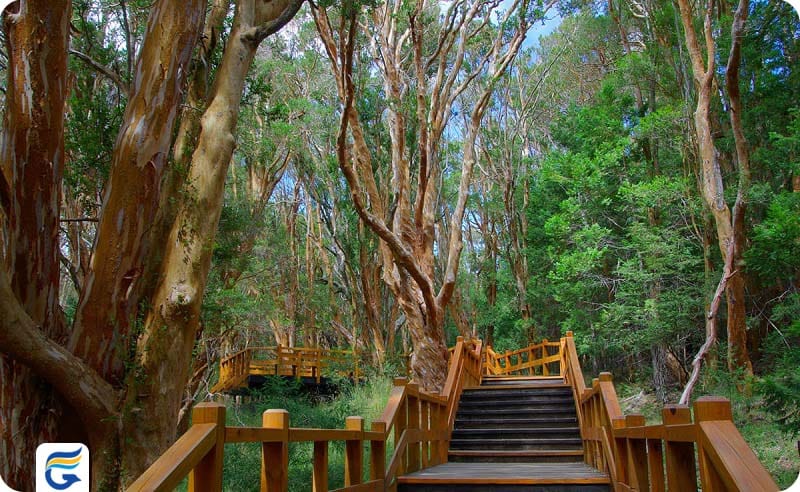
xmin=130 ymin=334 xmax=780 ymax=492
xmin=398 ymin=461 xmax=609 ymax=485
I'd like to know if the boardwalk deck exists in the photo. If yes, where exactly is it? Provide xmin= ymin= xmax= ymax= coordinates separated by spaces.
xmin=398 ymin=462 xmax=609 ymax=484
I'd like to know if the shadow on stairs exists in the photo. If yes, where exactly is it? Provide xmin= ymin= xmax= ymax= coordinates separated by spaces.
xmin=398 ymin=375 xmax=610 ymax=492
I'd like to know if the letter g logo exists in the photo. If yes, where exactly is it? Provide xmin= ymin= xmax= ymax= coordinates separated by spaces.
xmin=35 ymin=444 xmax=89 ymax=492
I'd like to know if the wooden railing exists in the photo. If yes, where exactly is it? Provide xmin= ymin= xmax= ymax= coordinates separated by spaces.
xmin=212 ymin=345 xmax=360 ymax=393
xmin=483 ymin=339 xmax=561 ymax=376
xmin=129 ymin=336 xmax=483 ymax=492
xmin=560 ymin=331 xmax=779 ymax=491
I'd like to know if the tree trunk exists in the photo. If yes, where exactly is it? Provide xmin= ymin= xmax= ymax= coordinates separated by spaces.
xmin=0 ymin=0 xmax=71 ymax=485
xmin=70 ymin=0 xmax=206 ymax=386
xmin=312 ymin=0 xmax=533 ymax=391
xmin=119 ymin=0 xmax=303 ymax=478
xmin=676 ymin=0 xmax=753 ymax=382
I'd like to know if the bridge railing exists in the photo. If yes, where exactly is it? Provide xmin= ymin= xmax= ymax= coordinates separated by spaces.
xmin=212 ymin=345 xmax=360 ymax=393
xmin=483 ymin=339 xmax=561 ymax=376
xmin=560 ymin=330 xmax=779 ymax=491
xmin=129 ymin=336 xmax=483 ymax=492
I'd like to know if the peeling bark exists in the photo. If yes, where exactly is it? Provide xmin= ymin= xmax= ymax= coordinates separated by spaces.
xmin=313 ymin=0 xmax=537 ymax=391
xmin=70 ymin=0 xmax=206 ymax=385
xmin=0 ymin=0 xmax=71 ymax=485
xmin=676 ymin=0 xmax=753 ymax=379
xmin=120 ymin=0 xmax=303 ymax=478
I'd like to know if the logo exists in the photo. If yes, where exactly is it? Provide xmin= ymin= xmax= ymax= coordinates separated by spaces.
xmin=35 ymin=444 xmax=89 ymax=492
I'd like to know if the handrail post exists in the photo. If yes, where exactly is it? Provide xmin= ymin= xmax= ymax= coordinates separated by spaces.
xmin=394 ymin=377 xmax=409 ymax=476
xmin=420 ymin=398 xmax=430 ymax=469
xmin=370 ymin=421 xmax=386 ymax=482
xmin=407 ymin=383 xmax=421 ymax=473
xmin=662 ymin=404 xmax=697 ymax=491
xmin=693 ymin=396 xmax=732 ymax=491
xmin=345 ymin=416 xmax=364 ymax=486
xmin=312 ymin=440 xmax=328 ymax=492
xmin=261 ymin=409 xmax=289 ymax=492
xmin=188 ymin=403 xmax=226 ymax=492
xmin=624 ymin=414 xmax=648 ymax=491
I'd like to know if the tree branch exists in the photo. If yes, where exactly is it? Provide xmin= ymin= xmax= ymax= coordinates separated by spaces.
xmin=0 ymin=268 xmax=118 ymax=428
xmin=680 ymin=240 xmax=735 ymax=404
xmin=69 ymin=49 xmax=130 ymax=97
xmin=241 ymin=0 xmax=305 ymax=47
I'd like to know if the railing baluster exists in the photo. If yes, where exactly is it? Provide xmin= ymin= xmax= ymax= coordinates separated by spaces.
xmin=407 ymin=383 xmax=421 ymax=473
xmin=312 ymin=441 xmax=328 ymax=492
xmin=647 ymin=433 xmax=665 ymax=492
xmin=370 ymin=421 xmax=386 ymax=482
xmin=261 ymin=409 xmax=289 ymax=492
xmin=421 ymin=399 xmax=430 ymax=469
xmin=624 ymin=414 xmax=648 ymax=491
xmin=344 ymin=416 xmax=364 ymax=486
xmin=394 ymin=377 xmax=408 ymax=477
xmin=663 ymin=405 xmax=697 ymax=492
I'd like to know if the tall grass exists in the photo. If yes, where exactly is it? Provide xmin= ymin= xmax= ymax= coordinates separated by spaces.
xmin=221 ymin=374 xmax=393 ymax=491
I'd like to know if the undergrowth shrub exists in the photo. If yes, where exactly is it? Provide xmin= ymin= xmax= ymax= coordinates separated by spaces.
xmin=221 ymin=374 xmax=393 ymax=491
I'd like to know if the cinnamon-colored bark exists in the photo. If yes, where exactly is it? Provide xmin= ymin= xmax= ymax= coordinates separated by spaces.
xmin=313 ymin=0 xmax=535 ymax=391
xmin=676 ymin=0 xmax=753 ymax=382
xmin=121 ymin=0 xmax=303 ymax=476
xmin=0 ymin=1 xmax=71 ymax=484
xmin=70 ymin=0 xmax=206 ymax=384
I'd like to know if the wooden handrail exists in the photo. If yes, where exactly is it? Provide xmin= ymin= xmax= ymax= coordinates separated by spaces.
xmin=483 ymin=339 xmax=561 ymax=376
xmin=212 ymin=345 xmax=361 ymax=392
xmin=131 ymin=337 xmax=483 ymax=492
xmin=560 ymin=331 xmax=779 ymax=492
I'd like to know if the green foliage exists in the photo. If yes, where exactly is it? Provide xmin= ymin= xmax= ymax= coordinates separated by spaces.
xmin=746 ymin=192 xmax=800 ymax=282
xmin=218 ymin=375 xmax=392 ymax=491
xmin=756 ymin=293 xmax=800 ymax=436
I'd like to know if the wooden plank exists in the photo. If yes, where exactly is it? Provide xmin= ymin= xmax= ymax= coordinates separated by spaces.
xmin=663 ymin=423 xmax=697 ymax=442
xmin=345 ymin=417 xmax=364 ymax=486
xmin=369 ymin=422 xmax=386 ymax=481
xmin=261 ymin=409 xmax=289 ymax=492
xmin=329 ymin=479 xmax=384 ymax=492
xmin=647 ymin=438 xmax=665 ymax=492
xmin=189 ymin=404 xmax=225 ymax=492
xmin=406 ymin=386 xmax=421 ymax=473
xmin=697 ymin=421 xmax=779 ymax=491
xmin=313 ymin=441 xmax=328 ymax=492
xmin=397 ymin=462 xmax=610 ymax=484
xmin=662 ymin=405 xmax=697 ymax=492
xmin=127 ymin=424 xmax=216 ymax=492
xmin=225 ymin=427 xmax=286 ymax=443
xmin=290 ymin=428 xmax=362 ymax=442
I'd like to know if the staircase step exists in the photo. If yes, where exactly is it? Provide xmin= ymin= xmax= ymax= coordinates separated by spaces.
xmin=458 ymin=396 xmax=575 ymax=408
xmin=480 ymin=376 xmax=564 ymax=387
xmin=452 ymin=427 xmax=580 ymax=440
xmin=457 ymin=407 xmax=577 ymax=418
xmin=450 ymin=437 xmax=583 ymax=451
xmin=455 ymin=416 xmax=578 ymax=429
xmin=448 ymin=449 xmax=585 ymax=463
xmin=398 ymin=462 xmax=610 ymax=492
xmin=462 ymin=386 xmax=573 ymax=398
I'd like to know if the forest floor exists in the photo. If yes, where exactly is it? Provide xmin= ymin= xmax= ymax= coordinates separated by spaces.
xmin=616 ymin=382 xmax=800 ymax=488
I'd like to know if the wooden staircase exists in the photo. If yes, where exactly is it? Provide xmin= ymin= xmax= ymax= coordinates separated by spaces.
xmin=130 ymin=333 xmax=780 ymax=492
xmin=449 ymin=376 xmax=583 ymax=463
xmin=398 ymin=375 xmax=610 ymax=491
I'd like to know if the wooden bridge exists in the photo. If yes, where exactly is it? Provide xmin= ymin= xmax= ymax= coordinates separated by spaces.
xmin=130 ymin=333 xmax=779 ymax=491
xmin=211 ymin=346 xmax=361 ymax=393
